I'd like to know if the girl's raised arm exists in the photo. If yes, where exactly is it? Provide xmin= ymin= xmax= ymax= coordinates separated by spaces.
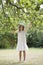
xmin=14 ymin=29 xmax=18 ymax=34
xmin=24 ymin=22 xmax=32 ymax=32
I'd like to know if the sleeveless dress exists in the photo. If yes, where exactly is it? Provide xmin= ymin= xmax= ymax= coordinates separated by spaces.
xmin=16 ymin=31 xmax=28 ymax=51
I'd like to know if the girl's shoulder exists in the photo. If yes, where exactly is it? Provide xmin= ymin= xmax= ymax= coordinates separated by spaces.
xmin=18 ymin=31 xmax=25 ymax=34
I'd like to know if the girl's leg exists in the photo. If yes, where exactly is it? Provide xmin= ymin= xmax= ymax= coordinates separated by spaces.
xmin=23 ymin=51 xmax=26 ymax=61
xmin=19 ymin=51 xmax=22 ymax=61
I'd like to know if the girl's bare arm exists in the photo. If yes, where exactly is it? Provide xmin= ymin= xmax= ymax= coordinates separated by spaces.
xmin=25 ymin=22 xmax=32 ymax=32
xmin=14 ymin=29 xmax=18 ymax=34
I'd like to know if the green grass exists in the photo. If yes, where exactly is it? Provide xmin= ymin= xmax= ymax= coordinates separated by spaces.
xmin=0 ymin=48 xmax=43 ymax=65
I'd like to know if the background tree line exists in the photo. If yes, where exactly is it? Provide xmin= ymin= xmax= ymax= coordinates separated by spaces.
xmin=0 ymin=0 xmax=43 ymax=48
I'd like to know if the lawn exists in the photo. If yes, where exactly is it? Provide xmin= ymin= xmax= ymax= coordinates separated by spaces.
xmin=0 ymin=48 xmax=43 ymax=65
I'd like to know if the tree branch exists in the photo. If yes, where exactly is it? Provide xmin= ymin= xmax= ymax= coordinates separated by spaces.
xmin=9 ymin=2 xmax=22 ymax=9
xmin=2 ymin=0 xmax=5 ymax=15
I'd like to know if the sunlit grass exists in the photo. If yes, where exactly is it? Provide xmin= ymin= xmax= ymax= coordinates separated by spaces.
xmin=0 ymin=48 xmax=43 ymax=65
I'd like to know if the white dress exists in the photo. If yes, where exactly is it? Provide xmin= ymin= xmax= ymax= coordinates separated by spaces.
xmin=16 ymin=31 xmax=28 ymax=51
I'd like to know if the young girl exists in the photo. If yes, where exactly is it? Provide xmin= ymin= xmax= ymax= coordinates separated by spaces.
xmin=15 ymin=22 xmax=31 ymax=62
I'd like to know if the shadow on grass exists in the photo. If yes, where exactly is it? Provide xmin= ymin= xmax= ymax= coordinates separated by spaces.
xmin=10 ymin=62 xmax=32 ymax=65
xmin=0 ymin=61 xmax=33 ymax=65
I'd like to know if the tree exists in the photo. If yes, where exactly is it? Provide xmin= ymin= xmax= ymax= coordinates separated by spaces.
xmin=0 ymin=0 xmax=43 ymax=48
